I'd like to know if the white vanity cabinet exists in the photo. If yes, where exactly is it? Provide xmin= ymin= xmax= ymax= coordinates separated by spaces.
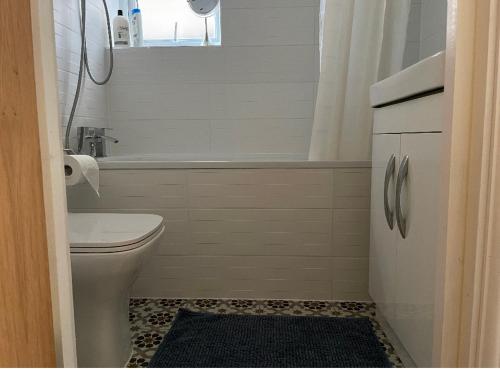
xmin=369 ymin=92 xmax=443 ymax=367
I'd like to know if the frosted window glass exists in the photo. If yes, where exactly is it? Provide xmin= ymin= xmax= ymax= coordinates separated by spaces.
xmin=139 ymin=0 xmax=220 ymax=45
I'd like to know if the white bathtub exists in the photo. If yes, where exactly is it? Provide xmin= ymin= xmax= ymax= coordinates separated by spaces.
xmin=69 ymin=155 xmax=372 ymax=301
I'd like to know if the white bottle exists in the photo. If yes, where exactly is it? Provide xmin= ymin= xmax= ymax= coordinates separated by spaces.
xmin=113 ymin=10 xmax=130 ymax=47
xmin=130 ymin=8 xmax=144 ymax=47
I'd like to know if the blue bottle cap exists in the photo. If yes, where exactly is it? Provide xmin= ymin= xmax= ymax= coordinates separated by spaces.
xmin=131 ymin=8 xmax=141 ymax=14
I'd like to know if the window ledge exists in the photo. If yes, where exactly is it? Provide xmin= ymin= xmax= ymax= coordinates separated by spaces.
xmin=110 ymin=44 xmax=222 ymax=50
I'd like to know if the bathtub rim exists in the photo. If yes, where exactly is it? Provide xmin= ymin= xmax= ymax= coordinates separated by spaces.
xmin=97 ymin=159 xmax=372 ymax=170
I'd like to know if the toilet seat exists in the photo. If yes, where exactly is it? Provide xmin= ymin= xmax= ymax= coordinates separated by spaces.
xmin=68 ymin=213 xmax=164 ymax=253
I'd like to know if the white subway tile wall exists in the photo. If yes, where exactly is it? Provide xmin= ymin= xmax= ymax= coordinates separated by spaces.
xmin=53 ymin=0 xmax=319 ymax=156
xmin=107 ymin=0 xmax=320 ymax=157
xmin=53 ymin=0 xmax=111 ymax=148
xmin=67 ymin=167 xmax=371 ymax=301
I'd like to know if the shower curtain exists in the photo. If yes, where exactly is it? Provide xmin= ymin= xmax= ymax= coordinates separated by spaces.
xmin=308 ymin=0 xmax=411 ymax=161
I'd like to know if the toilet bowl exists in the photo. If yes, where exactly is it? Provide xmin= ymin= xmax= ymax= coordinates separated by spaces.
xmin=68 ymin=213 xmax=164 ymax=368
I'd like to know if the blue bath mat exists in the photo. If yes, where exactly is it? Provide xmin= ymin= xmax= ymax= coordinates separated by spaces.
xmin=148 ymin=309 xmax=391 ymax=368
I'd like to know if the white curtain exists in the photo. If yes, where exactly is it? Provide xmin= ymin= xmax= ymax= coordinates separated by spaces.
xmin=308 ymin=0 xmax=411 ymax=161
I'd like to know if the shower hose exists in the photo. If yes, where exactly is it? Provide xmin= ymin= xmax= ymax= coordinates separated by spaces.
xmin=64 ymin=0 xmax=114 ymax=151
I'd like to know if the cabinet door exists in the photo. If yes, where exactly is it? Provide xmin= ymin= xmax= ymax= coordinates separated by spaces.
xmin=369 ymin=133 xmax=400 ymax=325
xmin=394 ymin=133 xmax=441 ymax=367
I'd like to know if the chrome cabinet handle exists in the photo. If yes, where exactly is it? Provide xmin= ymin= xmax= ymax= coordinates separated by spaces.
xmin=383 ymin=154 xmax=396 ymax=229
xmin=396 ymin=155 xmax=409 ymax=239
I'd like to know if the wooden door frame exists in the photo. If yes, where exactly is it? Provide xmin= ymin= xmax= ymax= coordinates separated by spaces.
xmin=1 ymin=0 xmax=76 ymax=366
xmin=434 ymin=0 xmax=500 ymax=366
xmin=30 ymin=0 xmax=77 ymax=366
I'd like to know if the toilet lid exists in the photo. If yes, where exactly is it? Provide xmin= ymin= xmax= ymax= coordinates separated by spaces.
xmin=68 ymin=213 xmax=164 ymax=253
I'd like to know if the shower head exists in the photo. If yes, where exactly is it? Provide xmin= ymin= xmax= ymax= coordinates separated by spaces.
xmin=186 ymin=0 xmax=219 ymax=16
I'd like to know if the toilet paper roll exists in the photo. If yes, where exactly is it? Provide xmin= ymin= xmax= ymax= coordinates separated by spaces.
xmin=64 ymin=155 xmax=100 ymax=195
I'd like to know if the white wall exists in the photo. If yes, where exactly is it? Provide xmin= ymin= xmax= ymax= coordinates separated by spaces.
xmin=53 ymin=0 xmax=110 ymax=149
xmin=403 ymin=0 xmax=447 ymax=69
xmin=68 ymin=166 xmax=371 ymax=301
xmin=107 ymin=0 xmax=320 ymax=157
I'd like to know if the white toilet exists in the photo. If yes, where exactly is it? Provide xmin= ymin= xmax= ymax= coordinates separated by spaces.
xmin=68 ymin=213 xmax=165 ymax=368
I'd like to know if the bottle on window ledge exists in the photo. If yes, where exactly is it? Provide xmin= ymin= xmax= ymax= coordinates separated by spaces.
xmin=113 ymin=10 xmax=130 ymax=47
xmin=130 ymin=8 xmax=144 ymax=47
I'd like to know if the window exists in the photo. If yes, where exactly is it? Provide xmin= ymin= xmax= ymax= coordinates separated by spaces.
xmin=138 ymin=0 xmax=221 ymax=46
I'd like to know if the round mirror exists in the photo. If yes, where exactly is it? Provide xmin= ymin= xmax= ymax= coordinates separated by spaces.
xmin=187 ymin=0 xmax=219 ymax=16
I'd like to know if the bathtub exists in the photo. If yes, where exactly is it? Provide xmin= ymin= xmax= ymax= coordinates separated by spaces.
xmin=68 ymin=154 xmax=372 ymax=301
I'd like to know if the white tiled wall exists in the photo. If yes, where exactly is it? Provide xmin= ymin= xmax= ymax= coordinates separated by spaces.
xmin=107 ymin=0 xmax=320 ymax=157
xmin=53 ymin=0 xmax=111 ymax=149
xmin=403 ymin=0 xmax=447 ymax=69
xmin=67 ymin=167 xmax=371 ymax=301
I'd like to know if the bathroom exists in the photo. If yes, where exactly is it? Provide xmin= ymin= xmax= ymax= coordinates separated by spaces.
xmin=2 ymin=0 xmax=500 ymax=368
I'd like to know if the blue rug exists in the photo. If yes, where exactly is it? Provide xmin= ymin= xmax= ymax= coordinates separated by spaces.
xmin=148 ymin=309 xmax=391 ymax=368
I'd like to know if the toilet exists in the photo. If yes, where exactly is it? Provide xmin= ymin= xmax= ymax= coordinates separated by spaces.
xmin=68 ymin=213 xmax=165 ymax=368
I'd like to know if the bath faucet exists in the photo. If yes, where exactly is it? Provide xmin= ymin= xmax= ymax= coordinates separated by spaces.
xmin=77 ymin=127 xmax=119 ymax=157
xmin=86 ymin=134 xmax=119 ymax=157
xmin=99 ymin=134 xmax=120 ymax=143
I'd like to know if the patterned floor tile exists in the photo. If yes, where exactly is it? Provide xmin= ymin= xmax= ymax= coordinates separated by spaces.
xmin=127 ymin=298 xmax=404 ymax=368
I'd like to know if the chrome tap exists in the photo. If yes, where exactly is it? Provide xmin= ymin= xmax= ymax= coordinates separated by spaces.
xmin=77 ymin=127 xmax=119 ymax=157
xmin=99 ymin=135 xmax=119 ymax=144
